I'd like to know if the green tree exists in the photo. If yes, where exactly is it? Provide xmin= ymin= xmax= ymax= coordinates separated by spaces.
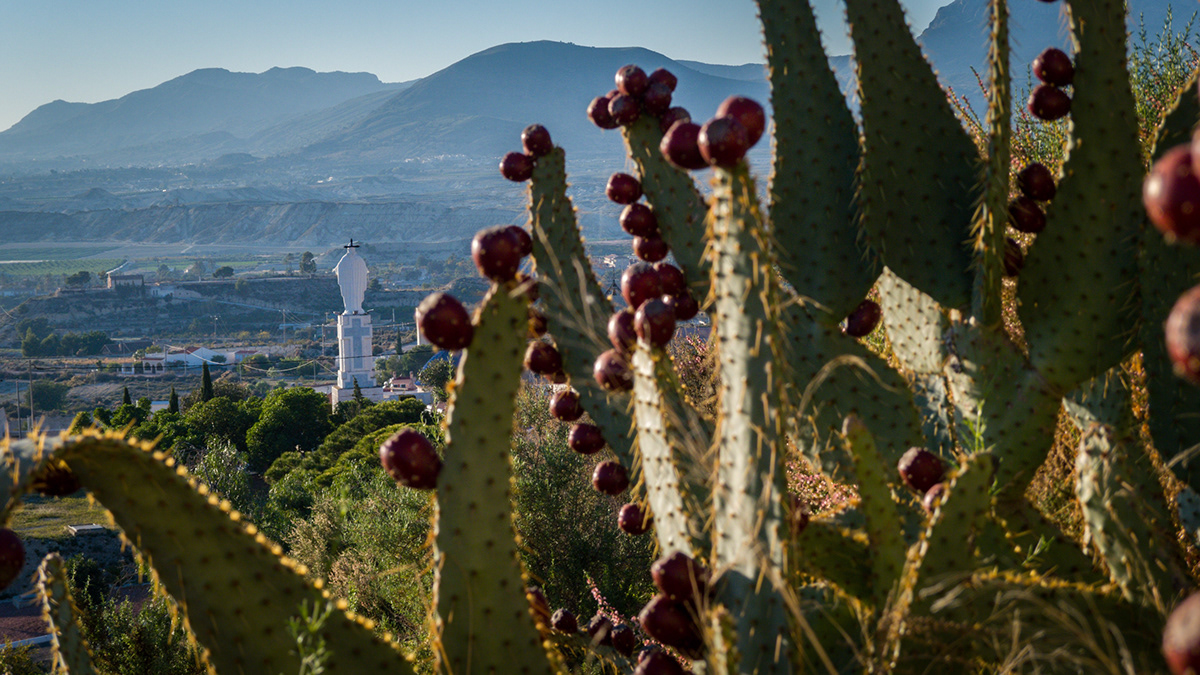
xmin=20 ymin=328 xmax=40 ymax=357
xmin=31 ymin=381 xmax=70 ymax=412
xmin=168 ymin=387 xmax=179 ymax=414
xmin=293 ymin=397 xmax=430 ymax=477
xmin=398 ymin=344 xmax=434 ymax=374
xmin=68 ymin=410 xmax=94 ymax=434
xmin=110 ymin=403 xmax=148 ymax=429
xmin=132 ymin=411 xmax=193 ymax=456
xmin=65 ymin=270 xmax=91 ymax=286
xmin=213 ymin=266 xmax=234 ymax=279
xmin=184 ymin=397 xmax=259 ymax=454
xmin=39 ymin=333 xmax=60 ymax=356
xmin=200 ymin=363 xmax=213 ymax=402
xmin=234 ymin=278 xmax=249 ymax=296
xmin=299 ymin=251 xmax=317 ymax=275
xmin=122 ymin=387 xmax=132 ymax=406
xmin=417 ymin=358 xmax=454 ymax=401
xmin=192 ymin=441 xmax=256 ymax=517
xmin=245 ymin=387 xmax=332 ymax=473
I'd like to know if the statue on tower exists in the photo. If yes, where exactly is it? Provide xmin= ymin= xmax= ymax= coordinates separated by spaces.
xmin=334 ymin=239 xmax=369 ymax=314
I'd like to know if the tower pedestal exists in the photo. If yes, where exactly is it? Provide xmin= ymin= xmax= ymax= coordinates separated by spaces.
xmin=337 ymin=312 xmax=375 ymax=389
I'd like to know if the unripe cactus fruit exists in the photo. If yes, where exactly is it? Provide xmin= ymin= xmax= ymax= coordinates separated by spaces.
xmin=1145 ymin=145 xmax=1200 ymax=244
xmin=380 ymin=428 xmax=442 ymax=489
xmin=715 ymin=95 xmax=766 ymax=147
xmin=607 ymin=173 xmax=644 ymax=205
xmin=499 ymin=151 xmax=534 ymax=182
xmin=633 ymin=234 xmax=670 ymax=262
xmin=616 ymin=64 xmax=649 ymax=97
xmin=550 ymin=388 xmax=584 ymax=421
xmin=611 ymin=623 xmax=638 ymax=656
xmin=622 ymin=262 xmax=662 ymax=310
xmin=551 ymin=608 xmax=578 ymax=634
xmin=1004 ymin=238 xmax=1024 ymax=277
xmin=635 ymin=298 xmax=677 ymax=347
xmin=698 ymin=116 xmax=751 ymax=168
xmin=660 ymin=121 xmax=708 ymax=170
xmin=1033 ymin=48 xmax=1075 ymax=86
xmin=586 ymin=613 xmax=614 ymax=646
xmin=619 ymin=503 xmax=653 ymax=534
xmin=0 ymin=529 xmax=24 ymax=591
xmin=569 ymin=423 xmax=606 ymax=454
xmin=1163 ymin=592 xmax=1200 ymax=674
xmin=659 ymin=107 xmax=691 ymax=135
xmin=594 ymin=349 xmax=634 ymax=392
xmin=588 ymin=95 xmax=619 ymax=129
xmin=609 ymin=94 xmax=641 ymax=126
xmin=1166 ymin=284 xmax=1200 ymax=383
xmin=472 ymin=225 xmax=525 ymax=281
xmin=524 ymin=340 xmax=563 ymax=376
xmin=898 ymin=447 xmax=945 ymax=493
xmin=416 ymin=292 xmax=474 ymax=350
xmin=648 ymin=67 xmax=677 ymax=92
xmin=593 ymin=460 xmax=631 ymax=495
xmin=1018 ymin=162 xmax=1057 ymax=201
xmin=1009 ymin=196 xmax=1048 ymax=233
xmin=609 ymin=309 xmax=638 ymax=353
xmin=652 ymin=551 xmax=710 ymax=601
xmin=621 ymin=203 xmax=659 ymax=237
xmin=843 ymin=299 xmax=882 ymax=337
xmin=521 ymin=124 xmax=553 ymax=158
xmin=1028 ymin=84 xmax=1071 ymax=121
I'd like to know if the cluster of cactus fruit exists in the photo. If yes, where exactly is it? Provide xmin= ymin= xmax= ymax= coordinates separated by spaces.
xmin=5 ymin=0 xmax=1200 ymax=672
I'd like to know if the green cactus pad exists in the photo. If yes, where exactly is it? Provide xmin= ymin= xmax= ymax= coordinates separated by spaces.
xmin=435 ymin=283 xmax=555 ymax=675
xmin=632 ymin=347 xmax=704 ymax=555
xmin=51 ymin=433 xmax=413 ymax=675
xmin=528 ymin=147 xmax=635 ymax=469
xmin=1016 ymin=0 xmax=1142 ymax=392
xmin=973 ymin=0 xmax=1011 ymax=326
xmin=1138 ymin=74 xmax=1200 ymax=488
xmin=841 ymin=415 xmax=906 ymax=606
xmin=708 ymin=164 xmax=792 ymax=673
xmin=845 ymin=0 xmax=979 ymax=309
xmin=622 ymin=116 xmax=710 ymax=298
xmin=38 ymin=553 xmax=100 ymax=675
xmin=759 ymin=0 xmax=877 ymax=322
xmin=791 ymin=520 xmax=873 ymax=610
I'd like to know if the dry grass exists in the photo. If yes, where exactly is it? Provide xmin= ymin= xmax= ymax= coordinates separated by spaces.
xmin=10 ymin=493 xmax=112 ymax=540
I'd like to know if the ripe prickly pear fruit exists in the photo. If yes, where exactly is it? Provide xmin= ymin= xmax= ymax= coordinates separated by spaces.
xmin=589 ymin=94 xmax=619 ymax=129
xmin=663 ymin=293 xmax=699 ymax=321
xmin=594 ymin=349 xmax=634 ymax=392
xmin=592 ymin=460 xmax=630 ymax=495
xmin=616 ymin=64 xmax=649 ymax=97
xmin=415 ymin=292 xmax=474 ymax=350
xmin=635 ymin=649 xmax=687 ymax=675
xmin=609 ymin=309 xmax=638 ymax=353
xmin=715 ymin=95 xmax=766 ymax=147
xmin=1008 ymin=196 xmax=1047 ymax=234
xmin=642 ymin=81 xmax=673 ymax=116
xmin=635 ymin=297 xmax=676 ymax=347
xmin=526 ymin=586 xmax=552 ymax=627
xmin=843 ymin=299 xmax=882 ymax=337
xmin=521 ymin=124 xmax=553 ymax=158
xmin=619 ymin=503 xmax=653 ymax=535
xmin=648 ymin=68 xmax=677 ymax=92
xmin=622 ymin=262 xmax=662 ymax=310
xmin=1164 ymin=592 xmax=1200 ymax=674
xmin=621 ymin=203 xmax=659 ymax=238
xmin=1003 ymin=238 xmax=1024 ymax=277
xmin=550 ymin=388 xmax=584 ymax=422
xmin=499 ymin=152 xmax=534 ymax=182
xmin=379 ymin=428 xmax=442 ymax=490
xmin=660 ymin=121 xmax=708 ymax=170
xmin=898 ymin=447 xmax=945 ymax=494
xmin=551 ymin=608 xmax=578 ymax=634
xmin=659 ymin=107 xmax=691 ymax=135
xmin=472 ymin=225 xmax=525 ymax=281
xmin=506 ymin=225 xmax=533 ymax=258
xmin=609 ymin=94 xmax=641 ymax=126
xmin=1018 ymin=162 xmax=1057 ymax=201
xmin=1145 ymin=145 xmax=1200 ymax=244
xmin=607 ymin=173 xmax=643 ymax=205
xmin=1028 ymin=84 xmax=1071 ymax=121
xmin=0 ymin=529 xmax=24 ymax=591
xmin=1033 ymin=48 xmax=1074 ymax=87
xmin=1166 ymin=284 xmax=1200 ymax=383
xmin=633 ymin=234 xmax=670 ymax=262
xmin=651 ymin=551 xmax=710 ymax=602
xmin=922 ymin=483 xmax=947 ymax=514
xmin=611 ymin=623 xmax=638 ymax=656
xmin=524 ymin=340 xmax=563 ymax=376
xmin=638 ymin=595 xmax=703 ymax=654
xmin=586 ymin=613 xmax=614 ymax=646
xmin=569 ymin=423 xmax=606 ymax=454
xmin=698 ymin=116 xmax=750 ymax=168
xmin=654 ymin=263 xmax=686 ymax=297
xmin=528 ymin=306 xmax=548 ymax=337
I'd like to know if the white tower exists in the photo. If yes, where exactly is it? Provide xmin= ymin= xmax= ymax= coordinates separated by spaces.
xmin=335 ymin=240 xmax=375 ymax=389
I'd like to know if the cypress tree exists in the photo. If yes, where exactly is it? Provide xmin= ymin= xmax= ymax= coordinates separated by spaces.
xmin=168 ymin=387 xmax=179 ymax=414
xmin=201 ymin=362 xmax=214 ymax=402
xmin=353 ymin=377 xmax=364 ymax=402
xmin=122 ymin=387 xmax=132 ymax=406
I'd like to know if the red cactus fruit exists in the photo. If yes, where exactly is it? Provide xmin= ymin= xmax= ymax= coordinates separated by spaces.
xmin=33 ymin=461 xmax=81 ymax=497
xmin=664 ymin=293 xmax=699 ymax=321
xmin=528 ymin=306 xmax=548 ymax=337
xmin=0 ymin=529 xmax=24 ymax=591
xmin=588 ymin=95 xmax=619 ymax=129
xmin=593 ymin=460 xmax=631 ymax=495
xmin=1028 ymin=84 xmax=1071 ymax=121
xmin=1146 ymin=145 xmax=1200 ymax=244
xmin=472 ymin=225 xmax=524 ymax=281
xmin=525 ymin=340 xmax=563 ymax=376
xmin=586 ymin=613 xmax=614 ymax=646
xmin=698 ymin=116 xmax=751 ymax=168
xmin=551 ymin=608 xmax=578 ymax=633
xmin=607 ymin=173 xmax=644 ymax=205
xmin=660 ymin=121 xmax=708 ymax=170
xmin=619 ymin=503 xmax=653 ymax=535
xmin=636 ymin=297 xmax=677 ymax=348
xmin=380 ymin=428 xmax=442 ymax=489
xmin=922 ymin=483 xmax=947 ymax=514
xmin=638 ymin=595 xmax=703 ymax=654
xmin=786 ymin=494 xmax=811 ymax=535
xmin=843 ymin=299 xmax=882 ymax=337
xmin=609 ymin=308 xmax=638 ymax=353
xmin=716 ymin=95 xmax=766 ymax=147
xmin=506 ymin=225 xmax=533 ymax=257
xmin=569 ymin=423 xmax=606 ymax=454
xmin=526 ymin=586 xmax=551 ymax=627
xmin=633 ymin=235 xmax=670 ymax=263
xmin=499 ymin=151 xmax=534 ymax=182
xmin=648 ymin=68 xmax=678 ymax=92
xmin=1003 ymin=238 xmax=1024 ymax=277
xmin=659 ymin=107 xmax=692 ymax=135
xmin=416 ymin=293 xmax=474 ymax=350
xmin=1017 ymin=162 xmax=1057 ymax=201
xmin=609 ymin=94 xmax=641 ymax=126
xmin=518 ymin=273 xmax=540 ymax=302
xmin=652 ymin=552 xmax=710 ymax=602
xmin=621 ymin=203 xmax=660 ymax=238
xmin=635 ymin=650 xmax=687 ymax=675
xmin=594 ymin=349 xmax=634 ymax=392
xmin=1032 ymin=48 xmax=1074 ymax=87
xmin=550 ymin=388 xmax=584 ymax=422
xmin=642 ymin=81 xmax=674 ymax=116
xmin=654 ymin=263 xmax=686 ymax=297
xmin=547 ymin=370 xmax=568 ymax=385
xmin=1165 ymin=592 xmax=1200 ymax=674
xmin=1008 ymin=196 xmax=1047 ymax=234
xmin=521 ymin=124 xmax=553 ymax=158
xmin=1166 ymin=284 xmax=1200 ymax=383
xmin=898 ymin=447 xmax=945 ymax=494
xmin=616 ymin=64 xmax=649 ymax=97
xmin=611 ymin=623 xmax=638 ymax=656
xmin=622 ymin=262 xmax=662 ymax=310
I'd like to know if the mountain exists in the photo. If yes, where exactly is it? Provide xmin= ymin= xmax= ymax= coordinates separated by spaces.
xmin=0 ymin=67 xmax=409 ymax=162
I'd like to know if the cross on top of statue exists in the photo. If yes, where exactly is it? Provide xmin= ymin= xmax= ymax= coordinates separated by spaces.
xmin=345 ymin=238 xmax=359 ymax=249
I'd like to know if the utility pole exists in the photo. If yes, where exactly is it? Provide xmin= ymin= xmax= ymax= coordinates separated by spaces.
xmin=27 ymin=359 xmax=33 ymax=435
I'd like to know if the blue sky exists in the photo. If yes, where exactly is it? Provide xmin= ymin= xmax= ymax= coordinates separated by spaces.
xmin=0 ymin=0 xmax=947 ymax=132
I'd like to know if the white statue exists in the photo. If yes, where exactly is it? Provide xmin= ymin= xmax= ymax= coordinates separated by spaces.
xmin=334 ymin=240 xmax=369 ymax=314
